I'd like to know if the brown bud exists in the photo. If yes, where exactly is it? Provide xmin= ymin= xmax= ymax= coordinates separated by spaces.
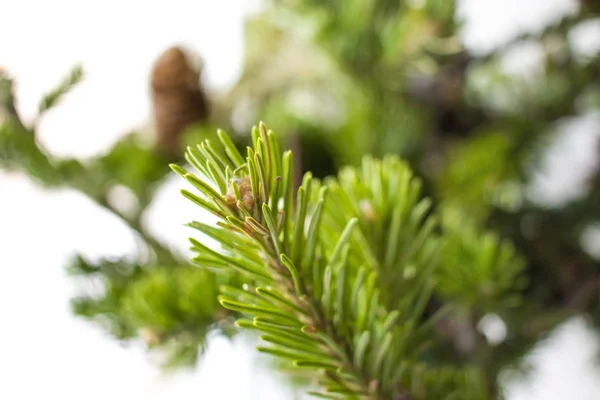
xmin=224 ymin=176 xmax=254 ymax=211
xmin=150 ymin=46 xmax=209 ymax=157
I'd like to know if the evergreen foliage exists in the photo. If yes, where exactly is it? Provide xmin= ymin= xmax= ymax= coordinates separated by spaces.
xmin=171 ymin=123 xmax=526 ymax=398
xmin=2 ymin=0 xmax=600 ymax=397
xmin=0 ymin=67 xmax=230 ymax=368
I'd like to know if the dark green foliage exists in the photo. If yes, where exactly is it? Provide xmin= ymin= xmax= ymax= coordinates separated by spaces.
xmin=437 ymin=207 xmax=527 ymax=313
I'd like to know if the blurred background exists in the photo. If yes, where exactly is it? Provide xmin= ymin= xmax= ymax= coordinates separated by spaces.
xmin=2 ymin=0 xmax=600 ymax=398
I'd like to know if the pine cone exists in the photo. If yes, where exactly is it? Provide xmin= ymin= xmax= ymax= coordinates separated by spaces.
xmin=150 ymin=46 xmax=209 ymax=157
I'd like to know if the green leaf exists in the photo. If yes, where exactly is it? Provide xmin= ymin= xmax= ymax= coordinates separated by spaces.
xmin=255 ymin=286 xmax=305 ymax=314
xmin=251 ymin=125 xmax=260 ymax=150
xmin=246 ymin=147 xmax=260 ymax=212
xmin=262 ymin=203 xmax=284 ymax=256
xmin=370 ymin=331 xmax=392 ymax=378
xmin=206 ymin=160 xmax=227 ymax=195
xmin=355 ymin=271 xmax=378 ymax=333
xmin=187 ymin=220 xmax=250 ymax=248
xmin=269 ymin=176 xmax=281 ymax=219
xmin=203 ymin=140 xmax=231 ymax=170
xmin=261 ymin=335 xmax=323 ymax=356
xmin=330 ymin=218 xmax=358 ymax=266
xmin=219 ymin=285 xmax=270 ymax=307
xmin=306 ymin=391 xmax=345 ymax=399
xmin=267 ymin=129 xmax=282 ymax=185
xmin=245 ymin=216 xmax=271 ymax=235
xmin=180 ymin=190 xmax=226 ymax=219
xmin=184 ymin=173 xmax=235 ymax=214
xmin=254 ymin=317 xmax=305 ymax=331
xmin=313 ymin=332 xmax=349 ymax=362
xmin=304 ymin=187 xmax=328 ymax=272
xmin=334 ymin=247 xmax=349 ymax=329
xmin=169 ymin=163 xmax=188 ymax=177
xmin=280 ymin=253 xmax=302 ymax=296
xmin=291 ymin=173 xmax=312 ymax=266
xmin=197 ymin=143 xmax=225 ymax=178
xmin=255 ymin=152 xmax=269 ymax=206
xmin=217 ymin=129 xmax=245 ymax=167
xmin=353 ymin=331 xmax=370 ymax=372
xmin=281 ymin=151 xmax=294 ymax=251
xmin=294 ymin=360 xmax=341 ymax=370
xmin=324 ymin=385 xmax=364 ymax=395
xmin=258 ymin=347 xmax=333 ymax=364
xmin=186 ymin=147 xmax=210 ymax=177
xmin=225 ymin=215 xmax=247 ymax=232
xmin=190 ymin=256 xmax=227 ymax=269
xmin=237 ymin=319 xmax=314 ymax=344
xmin=189 ymin=238 xmax=271 ymax=280
xmin=350 ymin=266 xmax=365 ymax=318
xmin=381 ymin=310 xmax=400 ymax=334
xmin=322 ymin=266 xmax=333 ymax=320
xmin=220 ymin=299 xmax=301 ymax=325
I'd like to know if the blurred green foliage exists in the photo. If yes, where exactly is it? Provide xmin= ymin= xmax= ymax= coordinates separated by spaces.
xmin=1 ymin=0 xmax=600 ymax=395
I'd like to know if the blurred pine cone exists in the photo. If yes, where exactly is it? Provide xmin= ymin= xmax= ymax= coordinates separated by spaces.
xmin=150 ymin=46 xmax=209 ymax=158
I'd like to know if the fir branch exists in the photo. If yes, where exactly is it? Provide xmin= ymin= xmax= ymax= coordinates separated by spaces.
xmin=174 ymin=123 xmax=487 ymax=399
xmin=37 ymin=64 xmax=84 ymax=116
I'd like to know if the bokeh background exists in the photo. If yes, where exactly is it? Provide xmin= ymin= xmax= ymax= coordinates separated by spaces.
xmin=2 ymin=0 xmax=600 ymax=399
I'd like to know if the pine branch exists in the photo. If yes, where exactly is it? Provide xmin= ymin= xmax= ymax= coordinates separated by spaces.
xmin=37 ymin=64 xmax=83 ymax=117
xmin=1 ymin=66 xmax=178 ymax=265
xmin=1 ymin=67 xmax=232 ymax=367
xmin=173 ymin=123 xmax=489 ymax=399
